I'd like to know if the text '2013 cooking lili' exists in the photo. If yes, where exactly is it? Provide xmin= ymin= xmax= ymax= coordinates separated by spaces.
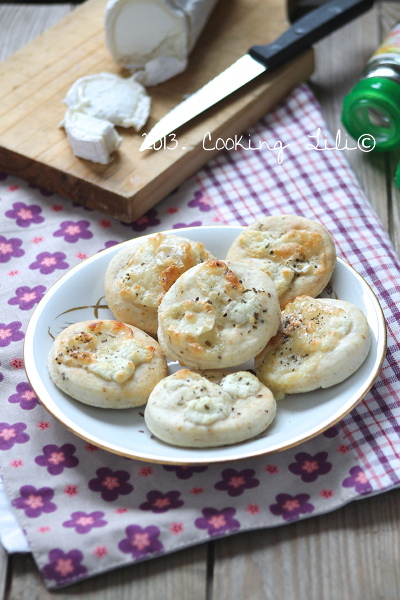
xmin=141 ymin=128 xmax=376 ymax=163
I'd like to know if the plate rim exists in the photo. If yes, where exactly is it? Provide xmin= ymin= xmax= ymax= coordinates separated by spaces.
xmin=23 ymin=225 xmax=388 ymax=464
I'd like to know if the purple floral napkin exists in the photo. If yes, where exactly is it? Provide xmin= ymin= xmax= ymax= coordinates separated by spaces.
xmin=1 ymin=84 xmax=399 ymax=588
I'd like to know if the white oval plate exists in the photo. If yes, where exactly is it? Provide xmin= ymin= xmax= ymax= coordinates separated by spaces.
xmin=24 ymin=226 xmax=387 ymax=464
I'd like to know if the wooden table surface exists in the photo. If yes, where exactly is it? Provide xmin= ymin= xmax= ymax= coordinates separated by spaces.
xmin=1 ymin=2 xmax=400 ymax=599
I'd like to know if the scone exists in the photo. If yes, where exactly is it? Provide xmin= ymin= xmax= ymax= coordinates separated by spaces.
xmin=105 ymin=233 xmax=213 ymax=335
xmin=255 ymin=296 xmax=371 ymax=399
xmin=226 ymin=214 xmax=336 ymax=307
xmin=157 ymin=259 xmax=281 ymax=369
xmin=48 ymin=319 xmax=168 ymax=408
xmin=144 ymin=369 xmax=276 ymax=447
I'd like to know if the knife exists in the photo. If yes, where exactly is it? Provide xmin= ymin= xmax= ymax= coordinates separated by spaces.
xmin=140 ymin=0 xmax=374 ymax=152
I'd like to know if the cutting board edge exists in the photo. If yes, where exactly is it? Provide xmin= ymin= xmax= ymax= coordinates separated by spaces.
xmin=0 ymin=50 xmax=314 ymax=222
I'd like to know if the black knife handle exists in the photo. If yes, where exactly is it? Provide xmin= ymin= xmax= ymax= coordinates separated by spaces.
xmin=249 ymin=0 xmax=374 ymax=70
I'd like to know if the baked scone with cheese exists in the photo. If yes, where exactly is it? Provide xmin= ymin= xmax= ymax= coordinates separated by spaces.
xmin=144 ymin=369 xmax=276 ymax=447
xmin=48 ymin=319 xmax=168 ymax=408
xmin=226 ymin=214 xmax=336 ymax=307
xmin=105 ymin=233 xmax=213 ymax=335
xmin=255 ymin=296 xmax=371 ymax=400
xmin=157 ymin=259 xmax=280 ymax=369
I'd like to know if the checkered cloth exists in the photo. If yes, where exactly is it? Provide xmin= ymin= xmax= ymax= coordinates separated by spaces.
xmin=0 ymin=83 xmax=399 ymax=588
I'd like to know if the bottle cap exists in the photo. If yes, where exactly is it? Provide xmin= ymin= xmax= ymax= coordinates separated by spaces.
xmin=342 ymin=77 xmax=400 ymax=151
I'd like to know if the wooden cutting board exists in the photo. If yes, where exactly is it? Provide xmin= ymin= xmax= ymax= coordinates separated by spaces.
xmin=0 ymin=0 xmax=314 ymax=222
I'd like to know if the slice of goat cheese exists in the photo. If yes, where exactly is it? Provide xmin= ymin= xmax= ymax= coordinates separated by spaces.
xmin=104 ymin=0 xmax=219 ymax=85
xmin=63 ymin=72 xmax=151 ymax=131
xmin=62 ymin=109 xmax=122 ymax=165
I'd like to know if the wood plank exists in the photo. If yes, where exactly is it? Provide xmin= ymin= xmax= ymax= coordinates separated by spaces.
xmin=0 ymin=4 xmax=73 ymax=62
xmin=211 ymin=487 xmax=400 ymax=600
xmin=8 ymin=544 xmax=208 ymax=599
xmin=0 ymin=543 xmax=9 ymax=600
xmin=0 ymin=0 xmax=314 ymax=222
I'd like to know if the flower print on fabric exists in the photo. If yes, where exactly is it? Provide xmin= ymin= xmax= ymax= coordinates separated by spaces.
xmin=0 ymin=422 xmax=29 ymax=450
xmin=320 ymin=489 xmax=334 ymax=499
xmin=93 ymin=546 xmax=108 ymax=558
xmin=88 ymin=467 xmax=133 ymax=502
xmin=265 ymin=464 xmax=279 ymax=474
xmin=162 ymin=465 xmax=208 ymax=480
xmin=35 ymin=444 xmax=79 ymax=475
xmin=246 ymin=504 xmax=260 ymax=515
xmin=0 ymin=322 xmax=24 ymax=347
xmin=139 ymin=490 xmax=184 ymax=513
xmin=8 ymin=285 xmax=46 ymax=311
xmin=139 ymin=466 xmax=153 ymax=477
xmin=195 ymin=507 xmax=240 ymax=537
xmin=5 ymin=202 xmax=45 ymax=228
xmin=42 ymin=549 xmax=87 ymax=584
xmin=10 ymin=357 xmax=24 ymax=369
xmin=337 ymin=444 xmax=350 ymax=454
xmin=63 ymin=511 xmax=107 ymax=534
xmin=288 ymin=452 xmax=332 ymax=483
xmin=8 ymin=382 xmax=40 ymax=410
xmin=131 ymin=209 xmax=160 ymax=232
xmin=98 ymin=240 xmax=120 ymax=252
xmin=269 ymin=493 xmax=315 ymax=522
xmin=342 ymin=466 xmax=373 ymax=495
xmin=118 ymin=525 xmax=163 ymax=559
xmin=0 ymin=236 xmax=24 ymax=263
xmin=53 ymin=220 xmax=93 ymax=243
xmin=12 ymin=485 xmax=57 ymax=518
xmin=188 ymin=190 xmax=213 ymax=212
xmin=29 ymin=251 xmax=69 ymax=275
xmin=214 ymin=468 xmax=260 ymax=497
xmin=173 ymin=221 xmax=202 ymax=229
xmin=323 ymin=425 xmax=340 ymax=438
xmin=64 ymin=485 xmax=78 ymax=497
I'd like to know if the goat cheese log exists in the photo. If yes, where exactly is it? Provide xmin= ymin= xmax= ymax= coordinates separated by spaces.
xmin=105 ymin=0 xmax=219 ymax=85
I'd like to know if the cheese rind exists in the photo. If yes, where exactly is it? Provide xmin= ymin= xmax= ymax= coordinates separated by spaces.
xmin=104 ymin=0 xmax=219 ymax=85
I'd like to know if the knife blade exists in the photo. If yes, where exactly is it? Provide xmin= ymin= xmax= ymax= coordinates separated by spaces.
xmin=140 ymin=0 xmax=374 ymax=152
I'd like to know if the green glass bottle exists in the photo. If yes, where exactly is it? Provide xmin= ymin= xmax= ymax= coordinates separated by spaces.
xmin=342 ymin=23 xmax=400 ymax=151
